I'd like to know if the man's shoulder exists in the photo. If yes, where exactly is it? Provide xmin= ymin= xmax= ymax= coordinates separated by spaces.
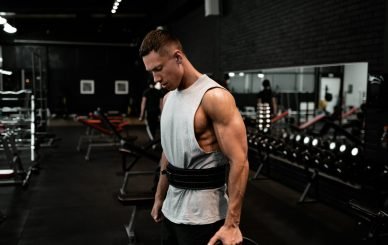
xmin=202 ymin=87 xmax=235 ymax=107
xmin=201 ymin=88 xmax=237 ymax=122
xmin=204 ymin=85 xmax=230 ymax=96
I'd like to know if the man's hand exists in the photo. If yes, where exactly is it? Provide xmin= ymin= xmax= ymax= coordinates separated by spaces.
xmin=207 ymin=225 xmax=243 ymax=245
xmin=150 ymin=198 xmax=164 ymax=223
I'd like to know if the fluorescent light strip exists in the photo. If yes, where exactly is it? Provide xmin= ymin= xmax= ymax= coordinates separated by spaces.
xmin=0 ymin=16 xmax=6 ymax=25
xmin=0 ymin=69 xmax=13 ymax=75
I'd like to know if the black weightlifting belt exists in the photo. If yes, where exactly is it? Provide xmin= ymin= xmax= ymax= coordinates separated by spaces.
xmin=161 ymin=163 xmax=227 ymax=190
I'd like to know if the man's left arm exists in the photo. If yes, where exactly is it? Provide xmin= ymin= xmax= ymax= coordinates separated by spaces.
xmin=205 ymin=88 xmax=249 ymax=245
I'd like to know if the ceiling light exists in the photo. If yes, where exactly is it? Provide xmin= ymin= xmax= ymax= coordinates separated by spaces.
xmin=0 ymin=69 xmax=13 ymax=75
xmin=0 ymin=12 xmax=15 ymax=16
xmin=0 ymin=16 xmax=6 ymax=25
xmin=111 ymin=9 xmax=117 ymax=14
xmin=3 ymin=23 xmax=16 ymax=34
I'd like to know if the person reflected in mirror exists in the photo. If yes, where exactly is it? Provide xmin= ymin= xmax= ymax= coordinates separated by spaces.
xmin=139 ymin=79 xmax=163 ymax=141
xmin=257 ymin=79 xmax=277 ymax=117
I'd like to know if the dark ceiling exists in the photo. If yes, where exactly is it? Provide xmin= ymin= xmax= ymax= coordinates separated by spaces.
xmin=0 ymin=0 xmax=203 ymax=45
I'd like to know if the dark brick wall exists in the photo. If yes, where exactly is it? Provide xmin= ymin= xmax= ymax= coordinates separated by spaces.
xmin=170 ymin=6 xmax=220 ymax=76
xmin=169 ymin=0 xmax=386 ymax=75
xmin=219 ymin=0 xmax=386 ymax=73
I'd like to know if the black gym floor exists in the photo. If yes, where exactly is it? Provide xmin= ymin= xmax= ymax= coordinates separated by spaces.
xmin=0 ymin=121 xmax=365 ymax=245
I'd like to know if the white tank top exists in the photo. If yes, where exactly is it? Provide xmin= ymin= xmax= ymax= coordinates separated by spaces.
xmin=160 ymin=74 xmax=229 ymax=225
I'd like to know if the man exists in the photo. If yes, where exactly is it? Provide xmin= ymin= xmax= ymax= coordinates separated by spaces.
xmin=139 ymin=29 xmax=249 ymax=245
xmin=139 ymin=80 xmax=163 ymax=141
xmin=257 ymin=79 xmax=277 ymax=116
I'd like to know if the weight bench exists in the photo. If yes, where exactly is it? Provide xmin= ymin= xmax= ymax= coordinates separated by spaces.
xmin=76 ymin=116 xmax=136 ymax=160
xmin=96 ymin=108 xmax=160 ymax=202
xmin=117 ymin=139 xmax=160 ymax=202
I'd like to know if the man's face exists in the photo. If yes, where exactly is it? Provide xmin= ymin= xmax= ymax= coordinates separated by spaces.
xmin=142 ymin=50 xmax=183 ymax=91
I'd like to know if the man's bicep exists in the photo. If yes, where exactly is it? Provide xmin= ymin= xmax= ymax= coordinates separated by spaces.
xmin=215 ymin=112 xmax=247 ymax=162
xmin=206 ymin=93 xmax=247 ymax=162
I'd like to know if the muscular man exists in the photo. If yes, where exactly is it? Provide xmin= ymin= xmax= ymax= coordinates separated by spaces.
xmin=139 ymin=29 xmax=249 ymax=245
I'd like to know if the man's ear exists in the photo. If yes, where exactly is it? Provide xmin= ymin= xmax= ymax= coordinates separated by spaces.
xmin=174 ymin=51 xmax=183 ymax=64
xmin=175 ymin=56 xmax=181 ymax=64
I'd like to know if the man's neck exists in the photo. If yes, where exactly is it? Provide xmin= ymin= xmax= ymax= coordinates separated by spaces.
xmin=178 ymin=65 xmax=202 ymax=90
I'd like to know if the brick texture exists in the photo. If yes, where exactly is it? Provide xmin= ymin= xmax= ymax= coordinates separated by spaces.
xmin=171 ymin=0 xmax=386 ymax=74
xmin=219 ymin=0 xmax=386 ymax=72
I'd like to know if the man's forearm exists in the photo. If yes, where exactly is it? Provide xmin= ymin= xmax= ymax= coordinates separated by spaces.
xmin=155 ymin=174 xmax=169 ymax=201
xmin=224 ymin=160 xmax=249 ymax=227
xmin=155 ymin=153 xmax=169 ymax=201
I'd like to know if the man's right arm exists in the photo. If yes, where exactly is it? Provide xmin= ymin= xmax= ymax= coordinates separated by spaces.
xmin=151 ymin=152 xmax=169 ymax=222
xmin=151 ymin=91 xmax=170 ymax=222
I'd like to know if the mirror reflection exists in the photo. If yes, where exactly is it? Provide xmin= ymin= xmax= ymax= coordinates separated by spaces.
xmin=228 ymin=62 xmax=367 ymax=129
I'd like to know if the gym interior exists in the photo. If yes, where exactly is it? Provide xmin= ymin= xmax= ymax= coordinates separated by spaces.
xmin=1 ymin=0 xmax=388 ymax=244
